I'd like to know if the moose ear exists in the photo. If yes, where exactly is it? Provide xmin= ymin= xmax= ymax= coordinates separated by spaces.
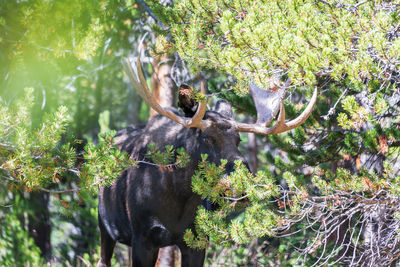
xmin=178 ymin=84 xmax=199 ymax=118
xmin=214 ymin=100 xmax=233 ymax=118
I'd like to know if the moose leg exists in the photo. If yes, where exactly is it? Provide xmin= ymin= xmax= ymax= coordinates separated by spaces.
xmin=98 ymin=218 xmax=116 ymax=267
xmin=178 ymin=243 xmax=205 ymax=267
xmin=131 ymin=236 xmax=159 ymax=267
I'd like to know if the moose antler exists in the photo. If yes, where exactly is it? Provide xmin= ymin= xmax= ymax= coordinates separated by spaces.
xmin=123 ymin=58 xmax=209 ymax=130
xmin=235 ymin=81 xmax=317 ymax=135
xmin=123 ymin=57 xmax=316 ymax=134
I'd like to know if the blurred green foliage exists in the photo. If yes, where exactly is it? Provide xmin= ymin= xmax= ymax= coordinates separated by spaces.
xmin=0 ymin=195 xmax=43 ymax=266
xmin=0 ymin=0 xmax=146 ymax=264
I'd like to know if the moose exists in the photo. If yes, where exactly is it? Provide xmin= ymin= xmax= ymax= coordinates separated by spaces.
xmin=97 ymin=58 xmax=317 ymax=267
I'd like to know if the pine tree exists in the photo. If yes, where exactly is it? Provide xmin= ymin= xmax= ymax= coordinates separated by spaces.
xmin=0 ymin=0 xmax=150 ymax=264
xmin=151 ymin=1 xmax=400 ymax=265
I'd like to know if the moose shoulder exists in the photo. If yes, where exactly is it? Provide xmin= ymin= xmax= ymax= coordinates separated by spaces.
xmin=97 ymin=58 xmax=317 ymax=267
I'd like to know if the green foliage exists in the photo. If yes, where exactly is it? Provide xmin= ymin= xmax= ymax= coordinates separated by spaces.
xmin=1 ymin=0 xmax=400 ymax=265
xmin=146 ymin=144 xmax=175 ymax=166
xmin=186 ymin=157 xmax=280 ymax=249
xmin=145 ymin=143 xmax=190 ymax=168
xmin=0 ymin=90 xmax=134 ymax=265
xmin=1 ymin=92 xmax=131 ymax=193
xmin=98 ymin=110 xmax=111 ymax=134
xmin=0 ymin=0 xmax=153 ymax=265
xmin=1 ymin=0 xmax=147 ymax=137
xmin=337 ymin=95 xmax=369 ymax=130
xmin=1 ymin=0 xmax=105 ymax=62
xmin=149 ymin=2 xmax=400 ymax=265
xmin=160 ymin=0 xmax=400 ymax=91
xmin=81 ymin=131 xmax=133 ymax=192
xmin=0 ymin=195 xmax=44 ymax=266
xmin=1 ymin=89 xmax=73 ymax=189
xmin=0 ymin=210 xmax=43 ymax=266
xmin=51 ymin=191 xmax=100 ymax=265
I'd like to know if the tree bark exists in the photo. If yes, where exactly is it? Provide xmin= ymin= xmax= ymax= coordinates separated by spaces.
xmin=247 ymin=118 xmax=258 ymax=173
xmin=28 ymin=191 xmax=51 ymax=260
xmin=150 ymin=54 xmax=175 ymax=119
xmin=156 ymin=246 xmax=176 ymax=267
xmin=151 ymin=53 xmax=177 ymax=267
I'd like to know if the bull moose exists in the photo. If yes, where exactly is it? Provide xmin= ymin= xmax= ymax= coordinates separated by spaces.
xmin=97 ymin=58 xmax=317 ymax=267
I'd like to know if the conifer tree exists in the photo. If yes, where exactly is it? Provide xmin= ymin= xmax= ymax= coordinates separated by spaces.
xmin=150 ymin=1 xmax=400 ymax=265
xmin=0 ymin=0 xmax=151 ymax=263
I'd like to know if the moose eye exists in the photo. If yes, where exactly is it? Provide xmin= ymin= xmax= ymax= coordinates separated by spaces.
xmin=236 ymin=137 xmax=241 ymax=146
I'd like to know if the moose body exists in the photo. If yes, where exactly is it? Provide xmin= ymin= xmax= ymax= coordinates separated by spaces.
xmin=97 ymin=58 xmax=317 ymax=267
xmin=98 ymin=108 xmax=245 ymax=267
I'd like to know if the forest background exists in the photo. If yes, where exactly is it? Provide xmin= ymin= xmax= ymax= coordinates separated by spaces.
xmin=1 ymin=0 xmax=400 ymax=266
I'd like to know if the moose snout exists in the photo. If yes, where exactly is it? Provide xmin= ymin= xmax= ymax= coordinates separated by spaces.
xmin=201 ymin=157 xmax=248 ymax=212
xmin=225 ymin=156 xmax=250 ymax=174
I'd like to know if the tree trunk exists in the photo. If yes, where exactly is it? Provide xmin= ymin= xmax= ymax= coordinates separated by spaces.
xmin=247 ymin=118 xmax=258 ymax=173
xmin=28 ymin=191 xmax=51 ymax=260
xmin=150 ymin=54 xmax=175 ymax=119
xmin=151 ymin=53 xmax=177 ymax=267
xmin=156 ymin=246 xmax=176 ymax=267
